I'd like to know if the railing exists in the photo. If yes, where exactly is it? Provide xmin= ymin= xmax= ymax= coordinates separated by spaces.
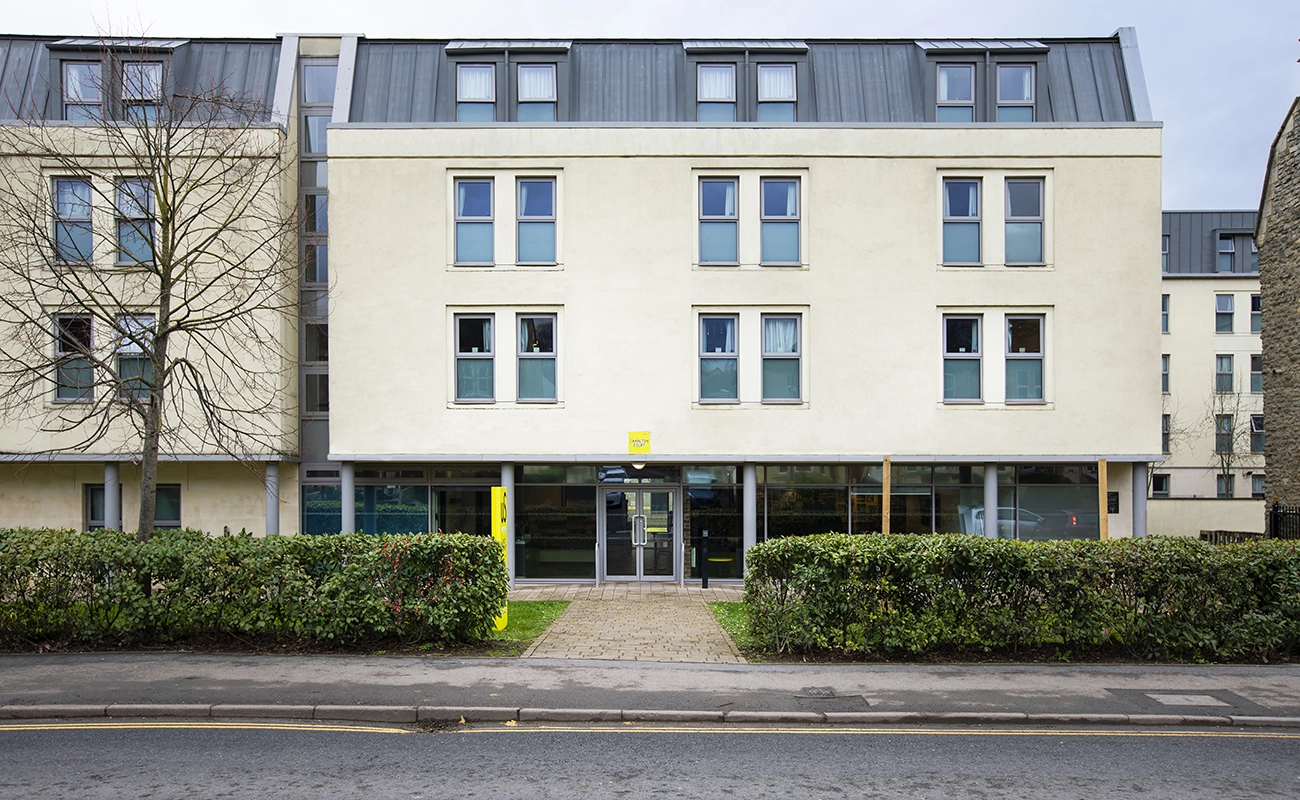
xmin=1267 ymin=503 xmax=1300 ymax=540
xmin=1199 ymin=529 xmax=1264 ymax=545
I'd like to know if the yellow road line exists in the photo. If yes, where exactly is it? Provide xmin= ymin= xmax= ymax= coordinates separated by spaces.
xmin=0 ymin=721 xmax=408 ymax=734
xmin=460 ymin=725 xmax=1300 ymax=739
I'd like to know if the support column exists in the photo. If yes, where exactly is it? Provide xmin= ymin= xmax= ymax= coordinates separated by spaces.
xmin=264 ymin=462 xmax=280 ymax=535
xmin=984 ymin=462 xmax=999 ymax=538
xmin=340 ymin=461 xmax=355 ymax=534
xmin=501 ymin=462 xmax=515 ymax=588
xmin=881 ymin=457 xmax=892 ymax=534
xmin=1131 ymin=462 xmax=1148 ymax=538
xmin=1098 ymin=458 xmax=1109 ymax=540
xmin=104 ymin=461 xmax=121 ymax=531
xmin=742 ymin=463 xmax=757 ymax=574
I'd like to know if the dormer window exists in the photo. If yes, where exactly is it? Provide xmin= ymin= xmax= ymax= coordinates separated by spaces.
xmin=697 ymin=64 xmax=736 ymax=122
xmin=757 ymin=64 xmax=796 ymax=122
xmin=1217 ymin=235 xmax=1235 ymax=273
xmin=122 ymin=62 xmax=164 ymax=122
xmin=517 ymin=64 xmax=557 ymax=122
xmin=63 ymin=62 xmax=103 ymax=121
xmin=457 ymin=64 xmax=496 ymax=122
xmin=937 ymin=64 xmax=974 ymax=122
xmin=997 ymin=64 xmax=1034 ymax=121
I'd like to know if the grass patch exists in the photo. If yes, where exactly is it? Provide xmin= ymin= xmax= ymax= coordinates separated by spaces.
xmin=709 ymin=601 xmax=763 ymax=658
xmin=491 ymin=600 xmax=570 ymax=643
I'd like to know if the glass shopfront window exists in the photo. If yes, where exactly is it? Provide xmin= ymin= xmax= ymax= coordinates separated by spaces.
xmin=516 ymin=484 xmax=597 ymax=579
xmin=302 ymin=485 xmax=342 ymax=535
xmin=356 ymin=485 xmax=430 ymax=534
xmin=433 ymin=487 xmax=492 ymax=536
xmin=686 ymin=485 xmax=743 ymax=580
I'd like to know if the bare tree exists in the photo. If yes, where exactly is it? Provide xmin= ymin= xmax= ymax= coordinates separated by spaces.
xmin=1150 ymin=394 xmax=1195 ymax=494
xmin=1203 ymin=377 xmax=1252 ymax=498
xmin=0 ymin=41 xmax=297 ymax=540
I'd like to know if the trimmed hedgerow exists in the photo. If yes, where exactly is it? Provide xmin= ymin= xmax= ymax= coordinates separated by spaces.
xmin=0 ymin=528 xmax=508 ymax=647
xmin=744 ymin=534 xmax=1300 ymax=662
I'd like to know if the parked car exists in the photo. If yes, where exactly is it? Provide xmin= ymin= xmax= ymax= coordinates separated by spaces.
xmin=1034 ymin=509 xmax=1101 ymax=540
xmin=963 ymin=506 xmax=1044 ymax=538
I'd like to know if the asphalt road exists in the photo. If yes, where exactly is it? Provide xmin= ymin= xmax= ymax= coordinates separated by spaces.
xmin=1 ymin=721 xmax=1298 ymax=799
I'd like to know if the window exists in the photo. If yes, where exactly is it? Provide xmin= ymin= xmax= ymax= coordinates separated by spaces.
xmin=154 ymin=484 xmax=181 ymax=529
xmin=54 ymin=179 xmax=92 ymax=263
xmin=63 ymin=62 xmax=102 ymax=120
xmin=760 ymin=178 xmax=799 ymax=264
xmin=943 ymin=316 xmax=981 ymax=401
xmin=115 ymin=178 xmax=153 ymax=264
xmin=699 ymin=178 xmax=738 ymax=264
xmin=517 ymin=315 xmax=556 ymax=401
xmin=304 ymin=374 xmax=329 ymax=413
xmin=303 ymin=193 xmax=328 ymax=234
xmin=84 ymin=483 xmax=122 ymax=530
xmin=457 ymin=64 xmax=495 ymax=121
xmin=942 ymin=179 xmax=980 ymax=264
xmin=455 ymin=179 xmax=493 ymax=264
xmin=305 ymin=243 xmax=328 ymax=283
xmin=455 ymin=315 xmax=494 ymax=401
xmin=936 ymin=64 xmax=974 ymax=121
xmin=757 ymin=64 xmax=796 ymax=121
xmin=1161 ymin=234 xmax=1169 ymax=272
xmin=1151 ymin=473 xmax=1170 ymax=498
xmin=1251 ymin=294 xmax=1261 ymax=333
xmin=761 ymin=315 xmax=800 ymax=401
xmin=1004 ymin=179 xmax=1043 ymax=264
xmin=305 ymin=323 xmax=328 ymax=363
xmin=1216 ymin=474 xmax=1235 ymax=499
xmin=1250 ymin=415 xmax=1265 ymax=454
xmin=1250 ymin=240 xmax=1259 ymax=273
xmin=996 ymin=64 xmax=1034 ymax=121
xmin=121 ymin=62 xmax=163 ymax=122
xmin=1161 ymin=294 xmax=1169 ymax=333
xmin=1005 ymin=316 xmax=1043 ymax=401
xmin=115 ymin=314 xmax=154 ymax=403
xmin=55 ymin=315 xmax=93 ymax=401
xmin=1215 ymin=414 xmax=1234 ymax=454
xmin=1251 ymin=354 xmax=1263 ymax=394
xmin=303 ymin=116 xmax=329 ymax=155
xmin=302 ymin=63 xmax=337 ymax=104
xmin=518 ymin=64 xmax=556 ymax=122
xmin=517 ymin=178 xmax=556 ymax=264
xmin=1161 ymin=354 xmax=1169 ymax=394
xmin=1252 ymin=474 xmax=1266 ymax=500
xmin=697 ymin=64 xmax=736 ymax=121
xmin=1215 ymin=294 xmax=1234 ymax=333
xmin=699 ymin=315 xmax=738 ymax=401
xmin=1161 ymin=414 xmax=1171 ymax=454
xmin=1217 ymin=235 xmax=1234 ymax=273
xmin=1215 ymin=354 xmax=1234 ymax=393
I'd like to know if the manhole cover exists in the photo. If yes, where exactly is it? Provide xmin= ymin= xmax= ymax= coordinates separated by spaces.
xmin=801 ymin=686 xmax=836 ymax=698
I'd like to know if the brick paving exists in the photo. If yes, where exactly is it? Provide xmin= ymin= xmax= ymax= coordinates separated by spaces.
xmin=513 ymin=583 xmax=746 ymax=663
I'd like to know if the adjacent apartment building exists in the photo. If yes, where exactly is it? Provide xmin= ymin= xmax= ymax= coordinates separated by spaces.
xmin=0 ymin=31 xmax=1163 ymax=583
xmin=1149 ymin=211 xmax=1265 ymax=535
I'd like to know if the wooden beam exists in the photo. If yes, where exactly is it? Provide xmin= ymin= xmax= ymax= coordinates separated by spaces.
xmin=882 ymin=456 xmax=892 ymax=535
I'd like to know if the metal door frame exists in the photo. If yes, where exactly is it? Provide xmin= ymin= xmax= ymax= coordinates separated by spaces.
xmin=596 ymin=486 xmax=682 ymax=584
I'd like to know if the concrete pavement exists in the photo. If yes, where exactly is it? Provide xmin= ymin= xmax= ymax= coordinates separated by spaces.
xmin=2 ymin=653 xmax=1299 ymax=728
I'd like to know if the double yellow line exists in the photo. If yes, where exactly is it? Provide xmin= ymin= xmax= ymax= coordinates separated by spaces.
xmin=0 ymin=721 xmax=408 ymax=734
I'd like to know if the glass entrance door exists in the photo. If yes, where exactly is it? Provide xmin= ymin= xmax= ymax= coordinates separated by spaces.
xmin=601 ymin=488 xmax=678 ymax=581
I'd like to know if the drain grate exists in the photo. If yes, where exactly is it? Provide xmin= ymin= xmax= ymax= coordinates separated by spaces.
xmin=801 ymin=686 xmax=837 ymax=698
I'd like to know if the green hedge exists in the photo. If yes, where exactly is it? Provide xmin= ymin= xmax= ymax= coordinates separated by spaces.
xmin=744 ymin=534 xmax=1300 ymax=661
xmin=0 ymin=528 xmax=508 ymax=647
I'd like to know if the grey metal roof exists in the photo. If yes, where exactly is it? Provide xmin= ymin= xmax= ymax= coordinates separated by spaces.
xmin=51 ymin=37 xmax=188 ymax=49
xmin=350 ymin=41 xmax=446 ymax=123
xmin=683 ymin=40 xmax=807 ymax=51
xmin=570 ymin=42 xmax=686 ymax=122
xmin=0 ymin=38 xmax=50 ymax=120
xmin=1162 ymin=211 xmax=1259 ymax=275
xmin=446 ymin=40 xmax=571 ymax=51
xmin=807 ymin=42 xmax=926 ymax=122
xmin=917 ymin=39 xmax=1046 ymax=50
xmin=1042 ymin=40 xmax=1131 ymax=122
xmin=171 ymin=40 xmax=281 ymax=116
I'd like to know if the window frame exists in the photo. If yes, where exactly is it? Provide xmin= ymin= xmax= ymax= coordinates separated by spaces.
xmin=516 ymin=177 xmax=557 ymax=265
xmin=696 ymin=63 xmax=737 ymax=121
xmin=1217 ymin=235 xmax=1235 ymax=273
xmin=456 ymin=63 xmax=497 ymax=122
xmin=1161 ymin=294 xmax=1169 ymax=333
xmin=995 ymin=63 xmax=1035 ymax=121
xmin=1151 ymin=473 xmax=1170 ymax=498
xmin=53 ymin=177 xmax=93 ymax=264
xmin=454 ymin=313 xmax=496 ymax=403
xmin=1249 ymin=353 xmax=1263 ymax=394
xmin=516 ymin=313 xmax=557 ymax=403
xmin=1004 ymin=314 xmax=1044 ymax=403
xmin=942 ymin=314 xmax=982 ymax=403
xmin=1215 ymin=294 xmax=1234 ymax=333
xmin=1214 ymin=414 xmax=1234 ymax=455
xmin=119 ymin=60 xmax=164 ymax=122
xmin=941 ymin=178 xmax=982 ymax=266
xmin=1250 ymin=414 xmax=1265 ymax=454
xmin=114 ymin=177 xmax=154 ymax=266
xmin=54 ymin=314 xmax=94 ymax=402
xmin=698 ymin=176 xmax=739 ymax=265
xmin=756 ymin=63 xmax=797 ymax=122
xmin=1161 ymin=234 xmax=1170 ymax=273
xmin=760 ymin=313 xmax=802 ymax=403
xmin=1215 ymin=354 xmax=1234 ymax=394
xmin=516 ymin=63 xmax=557 ymax=122
xmin=1004 ymin=177 xmax=1044 ymax=265
xmin=1251 ymin=294 xmax=1261 ymax=333
xmin=454 ymin=177 xmax=495 ymax=266
xmin=936 ymin=63 xmax=975 ymax=121
xmin=153 ymin=483 xmax=182 ymax=529
xmin=115 ymin=313 xmax=155 ymax=404
xmin=1161 ymin=354 xmax=1169 ymax=395
xmin=1216 ymin=474 xmax=1235 ymax=499
xmin=759 ymin=176 xmax=800 ymax=266
xmin=1252 ymin=474 xmax=1266 ymax=500
xmin=1161 ymin=414 xmax=1171 ymax=455
xmin=62 ymin=61 xmax=103 ymax=121
xmin=699 ymin=314 xmax=740 ymax=403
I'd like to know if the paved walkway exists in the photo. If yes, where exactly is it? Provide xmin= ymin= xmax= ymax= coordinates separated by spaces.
xmin=514 ymin=583 xmax=746 ymax=663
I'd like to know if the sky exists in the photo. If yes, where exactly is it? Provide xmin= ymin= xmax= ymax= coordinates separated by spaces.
xmin=8 ymin=0 xmax=1299 ymax=210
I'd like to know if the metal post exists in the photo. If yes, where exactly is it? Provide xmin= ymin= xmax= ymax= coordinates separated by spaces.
xmin=501 ymin=462 xmax=515 ymax=588
xmin=104 ymin=461 xmax=121 ymax=531
xmin=742 ymin=463 xmax=757 ymax=575
xmin=983 ymin=462 xmax=998 ymax=538
xmin=701 ymin=529 xmax=709 ymax=589
xmin=1131 ymin=462 xmax=1148 ymax=537
xmin=264 ymin=462 xmax=280 ymax=535
xmin=340 ymin=461 xmax=355 ymax=534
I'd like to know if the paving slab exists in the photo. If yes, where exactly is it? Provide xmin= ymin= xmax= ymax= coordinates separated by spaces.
xmin=521 ymin=596 xmax=745 ymax=663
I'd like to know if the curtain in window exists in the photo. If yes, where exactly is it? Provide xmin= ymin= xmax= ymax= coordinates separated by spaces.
xmin=518 ymin=65 xmax=556 ymax=101
xmin=519 ymin=181 xmax=553 ymax=217
xmin=123 ymin=63 xmax=163 ymax=100
xmin=702 ymin=318 xmax=735 ymax=353
xmin=65 ymin=64 xmax=101 ymax=102
xmin=763 ymin=181 xmax=797 ymax=217
xmin=938 ymin=66 xmax=971 ymax=102
xmin=945 ymin=181 xmax=978 ymax=217
xmin=698 ymin=65 xmax=735 ymax=101
xmin=458 ymin=182 xmax=491 ymax=217
xmin=56 ymin=180 xmax=91 ymax=218
xmin=758 ymin=65 xmax=795 ymax=101
xmin=1000 ymin=65 xmax=1032 ymax=102
xmin=116 ymin=315 xmax=154 ymax=354
xmin=764 ymin=318 xmax=797 ymax=354
xmin=701 ymin=181 xmax=736 ymax=217
xmin=458 ymin=65 xmax=494 ymax=100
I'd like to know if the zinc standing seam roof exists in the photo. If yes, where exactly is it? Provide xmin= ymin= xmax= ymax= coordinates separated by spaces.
xmin=1163 ymin=211 xmax=1259 ymax=275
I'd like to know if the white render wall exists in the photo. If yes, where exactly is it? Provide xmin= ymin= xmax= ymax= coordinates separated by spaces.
xmin=325 ymin=125 xmax=1162 ymax=466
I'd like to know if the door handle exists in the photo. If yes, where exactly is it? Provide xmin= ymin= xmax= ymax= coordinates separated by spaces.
xmin=633 ymin=515 xmax=647 ymax=546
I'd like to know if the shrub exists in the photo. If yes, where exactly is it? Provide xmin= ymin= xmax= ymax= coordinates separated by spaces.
xmin=0 ymin=528 xmax=507 ymax=648
xmin=744 ymin=534 xmax=1300 ymax=661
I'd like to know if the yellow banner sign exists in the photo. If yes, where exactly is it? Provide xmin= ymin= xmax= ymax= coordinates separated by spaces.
xmin=628 ymin=431 xmax=651 ymax=455
xmin=491 ymin=486 xmax=508 ymax=631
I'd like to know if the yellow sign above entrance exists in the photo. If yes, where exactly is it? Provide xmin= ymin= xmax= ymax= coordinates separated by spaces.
xmin=628 ymin=431 xmax=651 ymax=456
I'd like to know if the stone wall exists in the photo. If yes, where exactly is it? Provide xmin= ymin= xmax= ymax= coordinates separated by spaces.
xmin=1258 ymin=98 xmax=1300 ymax=505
